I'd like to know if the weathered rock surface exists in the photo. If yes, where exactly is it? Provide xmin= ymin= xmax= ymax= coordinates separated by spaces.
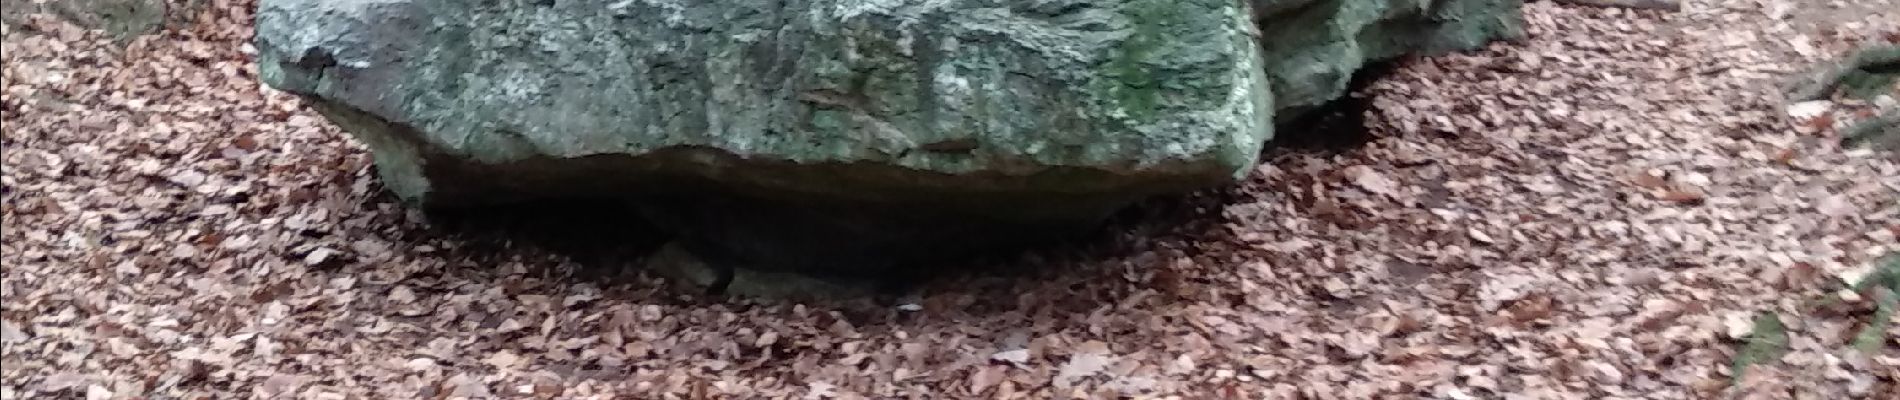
xmin=256 ymin=0 xmax=1522 ymax=277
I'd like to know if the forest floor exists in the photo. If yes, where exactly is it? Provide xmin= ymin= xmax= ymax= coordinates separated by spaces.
xmin=3 ymin=0 xmax=1899 ymax=399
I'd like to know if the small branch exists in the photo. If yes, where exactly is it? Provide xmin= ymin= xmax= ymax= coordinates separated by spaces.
xmin=1551 ymin=0 xmax=1682 ymax=12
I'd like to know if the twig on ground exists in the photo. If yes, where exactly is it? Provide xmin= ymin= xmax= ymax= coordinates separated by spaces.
xmin=1551 ymin=0 xmax=1681 ymax=12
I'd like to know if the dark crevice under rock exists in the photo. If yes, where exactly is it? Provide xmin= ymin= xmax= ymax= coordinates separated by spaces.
xmin=1262 ymin=60 xmax=1395 ymax=154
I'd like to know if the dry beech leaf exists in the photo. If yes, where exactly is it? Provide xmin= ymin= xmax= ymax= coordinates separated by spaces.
xmin=1505 ymin=293 xmax=1556 ymax=325
xmin=1631 ymin=172 xmax=1670 ymax=189
xmin=303 ymin=247 xmax=338 ymax=266
xmin=1054 ymin=352 xmax=1111 ymax=389
xmin=86 ymin=385 xmax=112 ymax=400
xmin=1468 ymin=228 xmax=1495 ymax=244
xmin=39 ymin=372 xmax=87 ymax=392
xmin=1782 ymin=262 xmax=1822 ymax=289
xmin=969 ymin=365 xmax=1005 ymax=395
xmin=1772 ymin=148 xmax=1799 ymax=164
xmin=233 ymin=135 xmax=259 ymax=151
xmin=1657 ymin=190 xmax=1706 ymax=205
xmin=1786 ymin=100 xmax=1831 ymax=120
xmin=1815 ymin=195 xmax=1856 ymax=216
xmin=533 ymin=383 xmax=563 ymax=398
xmin=990 ymin=349 xmax=1030 ymax=365
xmin=484 ymin=351 xmax=523 ymax=369
xmin=1344 ymin=165 xmax=1399 ymax=198
xmin=388 ymin=285 xmax=417 ymax=303
xmin=1803 ymin=112 xmax=1836 ymax=133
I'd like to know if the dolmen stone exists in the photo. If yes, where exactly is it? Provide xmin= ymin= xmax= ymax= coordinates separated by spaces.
xmin=256 ymin=0 xmax=1522 ymax=278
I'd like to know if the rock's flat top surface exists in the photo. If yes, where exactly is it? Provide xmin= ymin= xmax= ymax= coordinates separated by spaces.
xmin=3 ymin=0 xmax=1898 ymax=399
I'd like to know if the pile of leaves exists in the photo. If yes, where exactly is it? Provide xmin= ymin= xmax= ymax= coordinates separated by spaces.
xmin=3 ymin=0 xmax=1897 ymax=398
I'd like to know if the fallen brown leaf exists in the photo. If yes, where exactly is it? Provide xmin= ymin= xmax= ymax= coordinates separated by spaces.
xmin=1657 ymin=189 xmax=1706 ymax=205
xmin=1631 ymin=172 xmax=1670 ymax=189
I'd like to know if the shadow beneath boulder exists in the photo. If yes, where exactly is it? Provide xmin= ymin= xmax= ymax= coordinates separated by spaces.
xmin=408 ymin=186 xmax=1228 ymax=310
xmin=859 ymin=186 xmax=1247 ymax=318
xmin=1261 ymin=60 xmax=1396 ymax=157
xmin=421 ymin=198 xmax=671 ymax=283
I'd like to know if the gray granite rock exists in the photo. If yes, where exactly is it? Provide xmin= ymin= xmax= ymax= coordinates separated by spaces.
xmin=256 ymin=0 xmax=1522 ymax=276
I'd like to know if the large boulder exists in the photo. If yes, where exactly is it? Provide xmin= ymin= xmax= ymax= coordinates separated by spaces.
xmin=256 ymin=0 xmax=1521 ymax=277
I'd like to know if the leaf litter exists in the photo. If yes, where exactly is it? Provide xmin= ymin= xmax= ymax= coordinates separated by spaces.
xmin=3 ymin=0 xmax=1900 ymax=399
